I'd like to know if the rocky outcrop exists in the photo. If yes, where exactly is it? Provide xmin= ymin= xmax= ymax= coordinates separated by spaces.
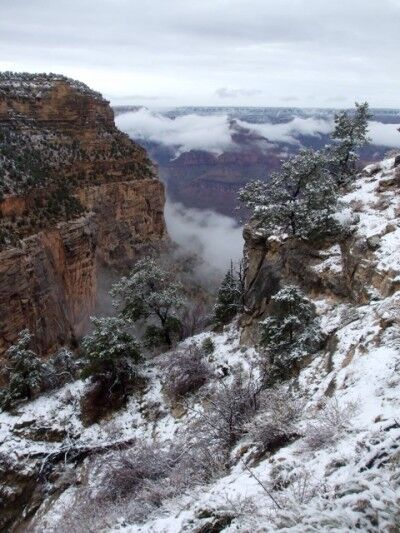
xmin=242 ymin=157 xmax=400 ymax=342
xmin=77 ymin=179 xmax=165 ymax=268
xmin=0 ymin=216 xmax=96 ymax=361
xmin=0 ymin=73 xmax=167 ymax=359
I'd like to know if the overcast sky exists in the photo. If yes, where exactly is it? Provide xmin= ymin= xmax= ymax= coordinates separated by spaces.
xmin=1 ymin=0 xmax=399 ymax=107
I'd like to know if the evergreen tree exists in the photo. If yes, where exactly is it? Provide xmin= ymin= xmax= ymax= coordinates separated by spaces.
xmin=214 ymin=260 xmax=244 ymax=325
xmin=260 ymin=285 xmax=322 ymax=382
xmin=330 ymin=102 xmax=372 ymax=182
xmin=111 ymin=257 xmax=185 ymax=349
xmin=201 ymin=336 xmax=215 ymax=355
xmin=0 ymin=330 xmax=47 ymax=410
xmin=81 ymin=316 xmax=141 ymax=385
xmin=239 ymin=149 xmax=339 ymax=240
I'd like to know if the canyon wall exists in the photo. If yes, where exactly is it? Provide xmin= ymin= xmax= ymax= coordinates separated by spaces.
xmin=0 ymin=73 xmax=166 ymax=359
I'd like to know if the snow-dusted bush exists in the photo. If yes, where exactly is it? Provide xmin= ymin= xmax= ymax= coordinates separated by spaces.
xmin=269 ymin=461 xmax=321 ymax=507
xmin=260 ymin=285 xmax=322 ymax=383
xmin=272 ymin=470 xmax=400 ymax=532
xmin=246 ymin=388 xmax=302 ymax=454
xmin=304 ymin=397 xmax=358 ymax=450
xmin=111 ymin=256 xmax=185 ymax=349
xmin=81 ymin=316 xmax=141 ymax=383
xmin=162 ymin=345 xmax=212 ymax=402
xmin=0 ymin=330 xmax=48 ymax=410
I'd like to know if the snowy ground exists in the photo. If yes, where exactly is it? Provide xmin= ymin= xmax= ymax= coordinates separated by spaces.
xmin=2 ymin=158 xmax=400 ymax=531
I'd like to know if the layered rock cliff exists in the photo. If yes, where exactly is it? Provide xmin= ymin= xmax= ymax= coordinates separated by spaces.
xmin=0 ymin=73 xmax=166 ymax=358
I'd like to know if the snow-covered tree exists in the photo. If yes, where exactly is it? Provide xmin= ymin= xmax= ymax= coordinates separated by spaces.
xmin=0 ymin=330 xmax=47 ymax=410
xmin=111 ymin=257 xmax=185 ymax=349
xmin=239 ymin=149 xmax=339 ymax=240
xmin=260 ymin=285 xmax=322 ymax=382
xmin=214 ymin=260 xmax=244 ymax=325
xmin=81 ymin=316 xmax=141 ymax=385
xmin=330 ymin=101 xmax=371 ymax=181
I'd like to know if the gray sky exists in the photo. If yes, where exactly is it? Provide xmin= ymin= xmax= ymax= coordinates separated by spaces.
xmin=1 ymin=0 xmax=399 ymax=107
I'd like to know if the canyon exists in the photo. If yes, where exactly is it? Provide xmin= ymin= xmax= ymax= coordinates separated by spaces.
xmin=1 ymin=155 xmax=400 ymax=532
xmin=0 ymin=73 xmax=166 ymax=361
xmin=117 ymin=106 xmax=398 ymax=218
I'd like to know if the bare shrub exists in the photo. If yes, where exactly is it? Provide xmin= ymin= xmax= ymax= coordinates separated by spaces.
xmin=349 ymin=199 xmax=364 ymax=212
xmin=181 ymin=437 xmax=228 ymax=483
xmin=162 ymin=345 xmax=212 ymax=402
xmin=100 ymin=443 xmax=184 ymax=500
xmin=246 ymin=388 xmax=302 ymax=454
xmin=304 ymin=396 xmax=358 ymax=450
xmin=180 ymin=300 xmax=212 ymax=339
xmin=46 ymin=440 xmax=219 ymax=531
xmin=44 ymin=348 xmax=81 ymax=390
xmin=194 ymin=374 xmax=262 ymax=450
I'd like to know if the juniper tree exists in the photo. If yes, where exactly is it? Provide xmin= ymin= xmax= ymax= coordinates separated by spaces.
xmin=111 ymin=257 xmax=185 ymax=349
xmin=80 ymin=316 xmax=141 ymax=424
xmin=0 ymin=330 xmax=47 ymax=410
xmin=239 ymin=149 xmax=339 ymax=241
xmin=260 ymin=285 xmax=322 ymax=382
xmin=214 ymin=260 xmax=244 ymax=325
xmin=81 ymin=316 xmax=141 ymax=385
xmin=330 ymin=101 xmax=371 ymax=182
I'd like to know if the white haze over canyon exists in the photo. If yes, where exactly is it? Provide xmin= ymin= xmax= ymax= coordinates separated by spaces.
xmin=165 ymin=200 xmax=243 ymax=280
xmin=116 ymin=108 xmax=400 ymax=156
xmin=116 ymin=109 xmax=234 ymax=155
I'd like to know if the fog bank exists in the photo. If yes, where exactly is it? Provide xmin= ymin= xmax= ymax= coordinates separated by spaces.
xmin=165 ymin=200 xmax=243 ymax=281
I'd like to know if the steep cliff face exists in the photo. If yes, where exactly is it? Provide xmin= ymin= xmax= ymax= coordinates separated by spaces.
xmin=242 ymin=156 xmax=400 ymax=342
xmin=0 ymin=73 xmax=166 ymax=358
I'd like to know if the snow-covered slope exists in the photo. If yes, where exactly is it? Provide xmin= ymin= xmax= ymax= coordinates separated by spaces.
xmin=1 ymin=158 xmax=400 ymax=532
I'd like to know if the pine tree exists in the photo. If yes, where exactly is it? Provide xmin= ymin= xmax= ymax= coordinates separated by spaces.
xmin=330 ymin=101 xmax=372 ymax=182
xmin=239 ymin=149 xmax=339 ymax=240
xmin=111 ymin=257 xmax=185 ymax=349
xmin=260 ymin=285 xmax=322 ymax=382
xmin=0 ymin=330 xmax=47 ymax=410
xmin=81 ymin=316 xmax=141 ymax=385
xmin=214 ymin=260 xmax=244 ymax=325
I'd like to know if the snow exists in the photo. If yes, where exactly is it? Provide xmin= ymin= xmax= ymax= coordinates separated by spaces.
xmin=2 ymin=156 xmax=400 ymax=531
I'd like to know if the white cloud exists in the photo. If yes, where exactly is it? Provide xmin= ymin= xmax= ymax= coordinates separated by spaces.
xmin=116 ymin=108 xmax=233 ymax=155
xmin=117 ymin=109 xmax=337 ymax=155
xmin=368 ymin=121 xmax=400 ymax=148
xmin=236 ymin=117 xmax=333 ymax=145
xmin=117 ymin=109 xmax=400 ymax=156
xmin=165 ymin=200 xmax=243 ymax=278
